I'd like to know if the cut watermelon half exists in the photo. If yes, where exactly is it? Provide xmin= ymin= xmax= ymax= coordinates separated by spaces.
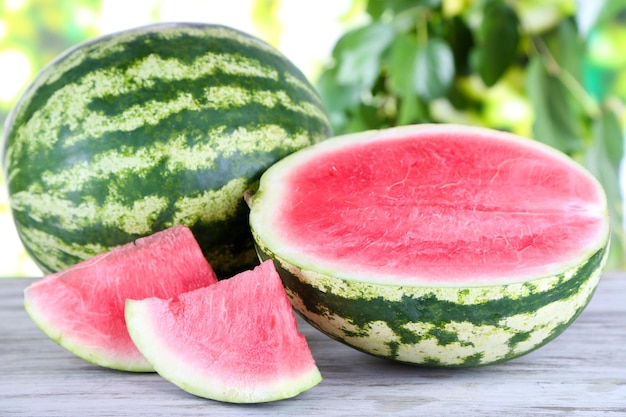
xmin=125 ymin=260 xmax=322 ymax=403
xmin=24 ymin=225 xmax=217 ymax=371
xmin=248 ymin=124 xmax=610 ymax=366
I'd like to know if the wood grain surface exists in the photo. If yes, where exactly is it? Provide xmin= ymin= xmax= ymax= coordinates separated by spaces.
xmin=1 ymin=274 xmax=625 ymax=416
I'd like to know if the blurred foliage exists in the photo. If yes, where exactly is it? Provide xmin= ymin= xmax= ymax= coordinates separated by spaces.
xmin=251 ymin=0 xmax=284 ymax=46
xmin=0 ymin=0 xmax=103 ymax=276
xmin=0 ymin=0 xmax=101 ymax=122
xmin=316 ymin=0 xmax=626 ymax=269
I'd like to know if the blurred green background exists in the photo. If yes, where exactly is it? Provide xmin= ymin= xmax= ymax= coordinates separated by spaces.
xmin=1 ymin=0 xmax=625 ymax=276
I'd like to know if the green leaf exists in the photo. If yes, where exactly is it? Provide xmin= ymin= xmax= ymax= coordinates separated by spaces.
xmin=475 ymin=0 xmax=520 ymax=86
xmin=397 ymin=95 xmax=427 ymax=125
xmin=414 ymin=37 xmax=455 ymax=100
xmin=587 ymin=110 xmax=623 ymax=212
xmin=316 ymin=67 xmax=362 ymax=113
xmin=333 ymin=22 xmax=395 ymax=89
xmin=366 ymin=0 xmax=441 ymax=19
xmin=446 ymin=16 xmax=474 ymax=76
xmin=345 ymin=103 xmax=385 ymax=133
xmin=526 ymin=57 xmax=584 ymax=154
xmin=315 ymin=68 xmax=362 ymax=134
xmin=584 ymin=109 xmax=625 ymax=269
xmin=446 ymin=80 xmax=482 ymax=112
xmin=543 ymin=19 xmax=585 ymax=83
xmin=594 ymin=109 xmax=624 ymax=169
xmin=388 ymin=33 xmax=419 ymax=97
xmin=388 ymin=34 xmax=454 ymax=100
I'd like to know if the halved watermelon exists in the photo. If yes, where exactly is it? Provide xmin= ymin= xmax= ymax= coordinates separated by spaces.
xmin=248 ymin=124 xmax=610 ymax=367
xmin=24 ymin=225 xmax=217 ymax=371
xmin=125 ymin=260 xmax=322 ymax=403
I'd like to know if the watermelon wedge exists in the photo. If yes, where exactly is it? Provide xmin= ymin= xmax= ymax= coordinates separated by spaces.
xmin=125 ymin=260 xmax=322 ymax=403
xmin=248 ymin=124 xmax=610 ymax=366
xmin=24 ymin=225 xmax=217 ymax=372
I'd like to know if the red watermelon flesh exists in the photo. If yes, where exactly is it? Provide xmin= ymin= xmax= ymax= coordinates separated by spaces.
xmin=24 ymin=225 xmax=217 ymax=372
xmin=125 ymin=260 xmax=322 ymax=403
xmin=261 ymin=125 xmax=608 ymax=285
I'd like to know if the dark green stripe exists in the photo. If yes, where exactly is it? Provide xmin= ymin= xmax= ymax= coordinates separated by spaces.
xmin=15 ymin=201 xmax=257 ymax=278
xmin=12 ymin=24 xmax=314 ymax=131
xmin=10 ymin=106 xmax=328 ymax=203
xmin=9 ymin=81 xmax=328 ymax=184
xmin=84 ymin=62 xmax=320 ymax=120
xmin=265 ymin=244 xmax=606 ymax=365
xmin=6 ymin=23 xmax=330 ymax=194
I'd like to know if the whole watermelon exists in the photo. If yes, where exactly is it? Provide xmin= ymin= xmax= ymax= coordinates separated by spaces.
xmin=1 ymin=22 xmax=332 ymax=278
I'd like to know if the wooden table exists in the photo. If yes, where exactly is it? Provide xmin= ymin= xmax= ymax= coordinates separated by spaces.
xmin=1 ymin=274 xmax=624 ymax=416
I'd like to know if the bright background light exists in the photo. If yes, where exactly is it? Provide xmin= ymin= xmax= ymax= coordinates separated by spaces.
xmin=0 ymin=49 xmax=32 ymax=103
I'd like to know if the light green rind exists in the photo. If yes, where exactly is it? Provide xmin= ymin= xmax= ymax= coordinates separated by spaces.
xmin=24 ymin=291 xmax=153 ymax=372
xmin=125 ymin=299 xmax=323 ymax=403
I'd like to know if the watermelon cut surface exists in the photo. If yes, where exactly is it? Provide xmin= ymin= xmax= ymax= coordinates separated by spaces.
xmin=249 ymin=124 xmax=610 ymax=366
xmin=251 ymin=124 xmax=608 ymax=285
xmin=24 ymin=225 xmax=217 ymax=371
xmin=125 ymin=260 xmax=322 ymax=403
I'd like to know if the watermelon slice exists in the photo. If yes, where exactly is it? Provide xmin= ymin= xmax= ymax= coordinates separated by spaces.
xmin=125 ymin=260 xmax=322 ymax=403
xmin=24 ymin=225 xmax=217 ymax=372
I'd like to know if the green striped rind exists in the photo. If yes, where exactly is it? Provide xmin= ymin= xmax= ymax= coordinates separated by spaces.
xmin=254 ymin=237 xmax=608 ymax=367
xmin=2 ymin=23 xmax=331 ymax=277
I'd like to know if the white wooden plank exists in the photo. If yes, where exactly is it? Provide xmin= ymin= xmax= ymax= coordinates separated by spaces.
xmin=1 ymin=273 xmax=624 ymax=416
